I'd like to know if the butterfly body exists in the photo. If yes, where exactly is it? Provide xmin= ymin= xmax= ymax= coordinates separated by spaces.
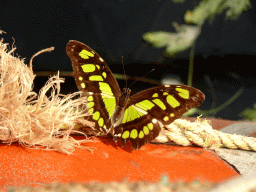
xmin=66 ymin=40 xmax=205 ymax=150
xmin=110 ymin=88 xmax=131 ymax=130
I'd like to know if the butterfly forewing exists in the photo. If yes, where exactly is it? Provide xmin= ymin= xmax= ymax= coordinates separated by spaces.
xmin=66 ymin=40 xmax=121 ymax=134
xmin=113 ymin=85 xmax=205 ymax=149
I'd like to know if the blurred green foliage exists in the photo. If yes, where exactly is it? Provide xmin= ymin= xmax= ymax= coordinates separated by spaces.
xmin=240 ymin=104 xmax=256 ymax=121
xmin=143 ymin=0 xmax=251 ymax=119
xmin=143 ymin=0 xmax=251 ymax=56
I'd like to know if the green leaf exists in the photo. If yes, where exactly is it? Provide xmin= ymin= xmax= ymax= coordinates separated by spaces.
xmin=184 ymin=0 xmax=252 ymax=24
xmin=143 ymin=23 xmax=201 ymax=56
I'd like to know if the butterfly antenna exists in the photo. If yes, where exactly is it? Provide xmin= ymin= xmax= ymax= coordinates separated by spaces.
xmin=122 ymin=56 xmax=128 ymax=88
xmin=128 ymin=68 xmax=155 ymax=89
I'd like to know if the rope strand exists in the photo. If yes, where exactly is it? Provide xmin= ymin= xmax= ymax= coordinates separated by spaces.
xmin=152 ymin=118 xmax=256 ymax=151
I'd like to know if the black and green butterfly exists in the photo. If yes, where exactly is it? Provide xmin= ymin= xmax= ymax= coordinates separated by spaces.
xmin=66 ymin=40 xmax=205 ymax=150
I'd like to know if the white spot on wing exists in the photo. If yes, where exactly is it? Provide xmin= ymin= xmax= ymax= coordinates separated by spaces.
xmin=152 ymin=118 xmax=158 ymax=123
xmin=114 ymin=133 xmax=121 ymax=137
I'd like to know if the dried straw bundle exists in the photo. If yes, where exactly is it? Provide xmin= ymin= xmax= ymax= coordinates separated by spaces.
xmin=0 ymin=37 xmax=93 ymax=154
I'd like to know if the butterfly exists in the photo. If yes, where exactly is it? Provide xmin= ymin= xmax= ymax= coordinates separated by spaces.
xmin=66 ymin=40 xmax=205 ymax=150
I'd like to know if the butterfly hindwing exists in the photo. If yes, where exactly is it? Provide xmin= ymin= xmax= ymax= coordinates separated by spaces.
xmin=113 ymin=85 xmax=205 ymax=149
xmin=66 ymin=40 xmax=121 ymax=134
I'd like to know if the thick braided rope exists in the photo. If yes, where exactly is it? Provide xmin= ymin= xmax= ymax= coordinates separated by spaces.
xmin=153 ymin=118 xmax=256 ymax=151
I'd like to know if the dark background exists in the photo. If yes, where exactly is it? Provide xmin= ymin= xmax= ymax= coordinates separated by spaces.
xmin=0 ymin=0 xmax=255 ymax=120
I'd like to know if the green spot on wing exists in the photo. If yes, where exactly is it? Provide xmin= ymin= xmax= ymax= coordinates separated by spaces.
xmin=152 ymin=93 xmax=158 ymax=97
xmin=102 ymin=96 xmax=116 ymax=117
xmin=99 ymin=82 xmax=113 ymax=95
xmin=139 ymin=131 xmax=144 ymax=138
xmin=143 ymin=126 xmax=149 ymax=135
xmin=102 ymin=72 xmax=107 ymax=78
xmin=163 ymin=116 xmax=169 ymax=121
xmin=135 ymin=100 xmax=155 ymax=111
xmin=148 ymin=123 xmax=153 ymax=130
xmin=87 ymin=96 xmax=93 ymax=101
xmin=176 ymin=88 xmax=189 ymax=99
xmin=166 ymin=95 xmax=180 ymax=108
xmin=81 ymin=83 xmax=85 ymax=88
xmin=122 ymin=131 xmax=129 ymax=139
xmin=122 ymin=109 xmax=129 ymax=124
xmin=79 ymin=49 xmax=94 ymax=59
xmin=122 ymin=105 xmax=143 ymax=123
xmin=152 ymin=99 xmax=166 ymax=110
xmin=87 ymin=102 xmax=94 ymax=108
xmin=88 ymin=108 xmax=94 ymax=114
xmin=93 ymin=111 xmax=100 ymax=120
xmin=81 ymin=64 xmax=96 ymax=72
xmin=130 ymin=129 xmax=138 ymax=139
xmin=98 ymin=117 xmax=104 ymax=127
xmin=89 ymin=75 xmax=103 ymax=81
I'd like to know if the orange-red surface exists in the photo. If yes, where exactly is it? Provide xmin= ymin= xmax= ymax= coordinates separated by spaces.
xmin=0 ymin=118 xmax=239 ymax=191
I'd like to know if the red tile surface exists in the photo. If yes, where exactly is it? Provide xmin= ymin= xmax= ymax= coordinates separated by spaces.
xmin=0 ymin=118 xmax=239 ymax=191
